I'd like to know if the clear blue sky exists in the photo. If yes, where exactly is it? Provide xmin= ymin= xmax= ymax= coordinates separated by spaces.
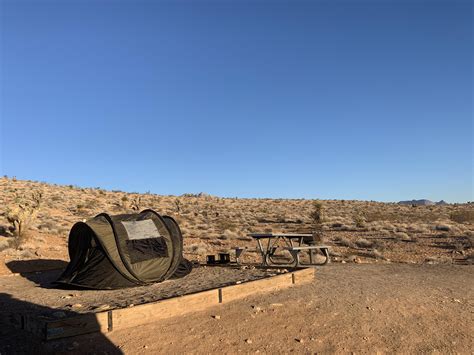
xmin=0 ymin=0 xmax=472 ymax=202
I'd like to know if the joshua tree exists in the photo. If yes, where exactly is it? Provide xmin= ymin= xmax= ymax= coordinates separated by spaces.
xmin=309 ymin=200 xmax=324 ymax=242
xmin=5 ymin=191 xmax=42 ymax=246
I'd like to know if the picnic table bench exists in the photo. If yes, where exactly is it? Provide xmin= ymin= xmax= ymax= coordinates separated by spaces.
xmin=234 ymin=233 xmax=330 ymax=267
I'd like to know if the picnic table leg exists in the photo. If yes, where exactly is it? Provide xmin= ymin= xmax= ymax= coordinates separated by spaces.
xmin=288 ymin=250 xmax=300 ymax=267
xmin=235 ymin=248 xmax=244 ymax=264
xmin=255 ymin=239 xmax=267 ymax=266
xmin=321 ymin=247 xmax=330 ymax=265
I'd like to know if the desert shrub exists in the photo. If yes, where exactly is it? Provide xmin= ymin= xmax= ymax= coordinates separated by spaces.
xmin=465 ymin=231 xmax=474 ymax=248
xmin=220 ymin=229 xmax=239 ymax=240
xmin=184 ymin=243 xmax=208 ymax=255
xmin=217 ymin=219 xmax=237 ymax=232
xmin=370 ymin=239 xmax=387 ymax=251
xmin=394 ymin=231 xmax=412 ymax=241
xmin=335 ymin=236 xmax=355 ymax=248
xmin=450 ymin=210 xmax=474 ymax=224
xmin=355 ymin=238 xmax=373 ymax=248
xmin=376 ymin=230 xmax=390 ymax=239
xmin=369 ymin=249 xmax=385 ymax=259
xmin=5 ymin=191 xmax=42 ymax=246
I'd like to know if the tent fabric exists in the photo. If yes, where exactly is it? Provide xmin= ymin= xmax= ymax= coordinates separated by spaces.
xmin=56 ymin=209 xmax=192 ymax=289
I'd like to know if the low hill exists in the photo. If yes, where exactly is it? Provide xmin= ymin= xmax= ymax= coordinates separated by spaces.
xmin=0 ymin=177 xmax=473 ymax=274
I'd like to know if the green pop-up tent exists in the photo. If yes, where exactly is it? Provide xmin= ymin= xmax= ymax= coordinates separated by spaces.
xmin=56 ymin=209 xmax=192 ymax=289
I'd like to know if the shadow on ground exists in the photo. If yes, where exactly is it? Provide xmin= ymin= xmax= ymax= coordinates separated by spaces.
xmin=0 ymin=292 xmax=122 ymax=354
xmin=6 ymin=259 xmax=68 ymax=273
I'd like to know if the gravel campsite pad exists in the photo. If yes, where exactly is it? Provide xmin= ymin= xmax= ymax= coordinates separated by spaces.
xmin=0 ymin=266 xmax=284 ymax=318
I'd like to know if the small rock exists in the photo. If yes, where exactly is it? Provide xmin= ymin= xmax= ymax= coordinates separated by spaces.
xmin=128 ymin=304 xmax=135 ymax=308
xmin=72 ymin=304 xmax=82 ymax=308
xmin=341 ymin=260 xmax=346 ymax=264
xmin=295 ymin=338 xmax=304 ymax=343
xmin=235 ymin=281 xmax=242 ymax=284
xmin=143 ymin=345 xmax=148 ymax=349
xmin=270 ymin=303 xmax=283 ymax=307
xmin=212 ymin=315 xmax=221 ymax=320
xmin=245 ymin=339 xmax=252 ymax=344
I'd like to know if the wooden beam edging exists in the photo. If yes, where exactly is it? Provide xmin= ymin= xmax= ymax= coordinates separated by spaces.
xmin=38 ymin=268 xmax=314 ymax=340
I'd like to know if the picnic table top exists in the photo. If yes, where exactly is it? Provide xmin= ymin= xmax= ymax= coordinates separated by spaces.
xmin=248 ymin=233 xmax=313 ymax=239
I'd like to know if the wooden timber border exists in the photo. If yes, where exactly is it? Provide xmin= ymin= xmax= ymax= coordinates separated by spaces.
xmin=13 ymin=268 xmax=315 ymax=341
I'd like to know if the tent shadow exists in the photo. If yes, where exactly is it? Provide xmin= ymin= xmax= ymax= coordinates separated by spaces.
xmin=0 ymin=292 xmax=123 ymax=354
xmin=5 ymin=259 xmax=68 ymax=289
xmin=6 ymin=259 xmax=68 ymax=273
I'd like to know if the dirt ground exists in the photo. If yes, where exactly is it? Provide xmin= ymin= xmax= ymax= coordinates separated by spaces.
xmin=1 ymin=264 xmax=472 ymax=354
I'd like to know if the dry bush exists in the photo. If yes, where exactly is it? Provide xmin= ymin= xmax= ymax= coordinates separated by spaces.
xmin=219 ymin=229 xmax=239 ymax=240
xmin=184 ymin=243 xmax=208 ymax=255
xmin=369 ymin=249 xmax=385 ymax=259
xmin=335 ymin=236 xmax=355 ymax=248
xmin=450 ymin=210 xmax=474 ymax=224
xmin=394 ymin=231 xmax=412 ymax=241
xmin=355 ymin=238 xmax=373 ymax=248
xmin=465 ymin=231 xmax=474 ymax=248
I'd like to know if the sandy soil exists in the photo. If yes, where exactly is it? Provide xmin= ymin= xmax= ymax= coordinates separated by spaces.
xmin=1 ymin=264 xmax=472 ymax=354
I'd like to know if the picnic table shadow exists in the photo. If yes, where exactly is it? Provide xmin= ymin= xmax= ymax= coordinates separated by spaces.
xmin=0 ymin=292 xmax=123 ymax=355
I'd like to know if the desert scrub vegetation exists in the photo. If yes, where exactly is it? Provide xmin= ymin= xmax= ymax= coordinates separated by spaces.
xmin=352 ymin=209 xmax=366 ymax=228
xmin=5 ymin=191 xmax=42 ymax=247
xmin=449 ymin=209 xmax=474 ymax=224
xmin=309 ymin=200 xmax=325 ymax=241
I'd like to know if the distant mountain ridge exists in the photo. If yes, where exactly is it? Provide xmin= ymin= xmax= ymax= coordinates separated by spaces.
xmin=398 ymin=199 xmax=448 ymax=206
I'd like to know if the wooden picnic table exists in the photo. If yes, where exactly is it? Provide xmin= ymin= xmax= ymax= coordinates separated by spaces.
xmin=247 ymin=233 xmax=330 ymax=267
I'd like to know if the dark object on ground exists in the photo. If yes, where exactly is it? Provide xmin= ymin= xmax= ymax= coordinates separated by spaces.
xmin=207 ymin=255 xmax=217 ymax=264
xmin=56 ymin=209 xmax=192 ymax=289
xmin=218 ymin=253 xmax=231 ymax=264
